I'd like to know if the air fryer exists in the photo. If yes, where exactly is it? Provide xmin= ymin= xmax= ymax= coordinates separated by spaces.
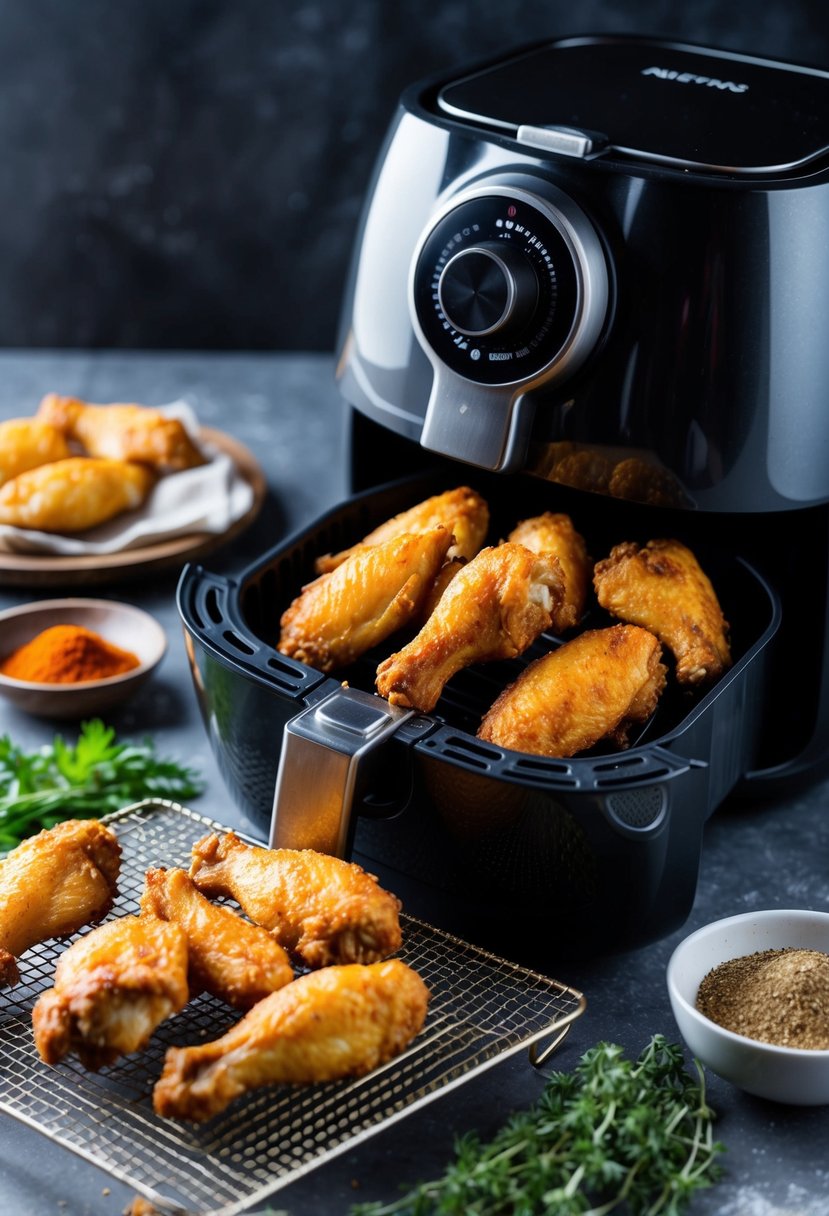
xmin=179 ymin=35 xmax=829 ymax=958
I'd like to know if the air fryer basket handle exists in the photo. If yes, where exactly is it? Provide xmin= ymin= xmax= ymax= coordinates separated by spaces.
xmin=268 ymin=687 xmax=414 ymax=856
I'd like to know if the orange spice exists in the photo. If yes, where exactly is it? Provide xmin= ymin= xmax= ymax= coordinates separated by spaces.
xmin=0 ymin=624 xmax=140 ymax=684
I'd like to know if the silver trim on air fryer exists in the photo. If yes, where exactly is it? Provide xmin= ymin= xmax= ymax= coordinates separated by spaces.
xmin=269 ymin=686 xmax=414 ymax=857
xmin=408 ymin=176 xmax=609 ymax=472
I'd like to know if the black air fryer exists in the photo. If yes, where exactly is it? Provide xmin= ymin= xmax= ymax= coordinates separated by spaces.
xmin=179 ymin=36 xmax=829 ymax=958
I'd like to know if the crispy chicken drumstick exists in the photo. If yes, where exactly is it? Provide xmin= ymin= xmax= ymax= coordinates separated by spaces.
xmin=140 ymin=867 xmax=294 ymax=1010
xmin=153 ymin=960 xmax=430 ymax=1122
xmin=278 ymin=526 xmax=453 ymax=672
xmin=375 ymin=542 xmax=568 ymax=713
xmin=478 ymin=624 xmax=667 ymax=757
xmin=0 ymin=819 xmax=121 ymax=988
xmin=593 ymin=538 xmax=731 ymax=685
xmin=32 ymin=914 xmax=189 ymax=1070
xmin=189 ymin=832 xmax=402 ymax=968
xmin=314 ymin=486 xmax=489 ymax=573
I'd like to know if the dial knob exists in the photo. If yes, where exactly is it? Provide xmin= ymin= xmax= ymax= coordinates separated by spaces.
xmin=437 ymin=242 xmax=539 ymax=338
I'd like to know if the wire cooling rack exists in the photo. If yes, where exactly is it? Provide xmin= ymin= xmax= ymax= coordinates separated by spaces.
xmin=0 ymin=799 xmax=586 ymax=1216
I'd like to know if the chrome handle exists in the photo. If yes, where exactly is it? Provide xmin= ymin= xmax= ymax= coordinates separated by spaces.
xmin=268 ymin=686 xmax=413 ymax=856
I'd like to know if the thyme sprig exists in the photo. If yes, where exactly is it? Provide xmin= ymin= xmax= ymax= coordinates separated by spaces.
xmin=0 ymin=718 xmax=204 ymax=849
xmin=352 ymin=1036 xmax=724 ymax=1216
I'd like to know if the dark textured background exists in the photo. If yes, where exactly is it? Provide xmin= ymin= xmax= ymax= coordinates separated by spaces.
xmin=2 ymin=0 xmax=828 ymax=350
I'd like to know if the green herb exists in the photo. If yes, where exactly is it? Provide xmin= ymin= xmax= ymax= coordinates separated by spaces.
xmin=351 ymin=1036 xmax=724 ymax=1216
xmin=0 ymin=718 xmax=204 ymax=850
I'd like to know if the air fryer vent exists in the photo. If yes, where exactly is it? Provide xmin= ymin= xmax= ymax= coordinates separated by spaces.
xmin=178 ymin=568 xmax=324 ymax=701
xmin=606 ymin=787 xmax=666 ymax=830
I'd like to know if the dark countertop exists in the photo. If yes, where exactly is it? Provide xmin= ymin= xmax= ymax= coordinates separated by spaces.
xmin=1 ymin=351 xmax=828 ymax=1216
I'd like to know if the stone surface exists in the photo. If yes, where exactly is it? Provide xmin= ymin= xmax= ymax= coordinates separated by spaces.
xmin=0 ymin=351 xmax=828 ymax=1216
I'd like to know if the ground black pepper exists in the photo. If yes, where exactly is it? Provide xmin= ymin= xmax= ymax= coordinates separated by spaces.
xmin=696 ymin=947 xmax=829 ymax=1050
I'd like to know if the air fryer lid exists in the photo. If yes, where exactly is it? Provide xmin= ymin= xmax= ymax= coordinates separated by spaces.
xmin=436 ymin=35 xmax=829 ymax=175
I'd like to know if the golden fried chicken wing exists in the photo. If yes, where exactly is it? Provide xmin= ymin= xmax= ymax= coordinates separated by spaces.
xmin=152 ymin=959 xmax=429 ymax=1122
xmin=189 ymin=832 xmax=402 ymax=969
xmin=0 ymin=418 xmax=72 ymax=487
xmin=0 ymin=457 xmax=154 ymax=532
xmin=278 ymin=526 xmax=453 ymax=672
xmin=32 ymin=914 xmax=189 ymax=1070
xmin=607 ymin=457 xmax=686 ymax=508
xmin=375 ymin=542 xmax=568 ymax=713
xmin=37 ymin=394 xmax=204 ymax=471
xmin=549 ymin=449 xmax=613 ymax=494
xmin=314 ymin=486 xmax=489 ymax=574
xmin=507 ymin=512 xmax=592 ymax=628
xmin=478 ymin=624 xmax=667 ymax=757
xmin=0 ymin=819 xmax=121 ymax=988
xmin=140 ymin=867 xmax=293 ymax=1010
xmin=593 ymin=538 xmax=731 ymax=685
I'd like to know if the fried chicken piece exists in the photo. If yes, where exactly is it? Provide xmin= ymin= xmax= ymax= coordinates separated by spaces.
xmin=153 ymin=959 xmax=429 ymax=1122
xmin=37 ymin=394 xmax=204 ymax=471
xmin=314 ymin=486 xmax=489 ymax=573
xmin=32 ymin=914 xmax=189 ymax=1069
xmin=189 ymin=832 xmax=402 ymax=969
xmin=140 ymin=867 xmax=293 ymax=1010
xmin=608 ymin=457 xmax=685 ymax=508
xmin=0 ymin=457 xmax=154 ymax=532
xmin=478 ymin=624 xmax=667 ymax=757
xmin=593 ymin=538 xmax=732 ymax=685
xmin=0 ymin=819 xmax=121 ymax=988
xmin=507 ymin=512 xmax=592 ymax=628
xmin=278 ymin=526 xmax=453 ymax=672
xmin=549 ymin=449 xmax=613 ymax=494
xmin=0 ymin=418 xmax=72 ymax=487
xmin=375 ymin=542 xmax=568 ymax=713
xmin=418 ymin=556 xmax=466 ymax=623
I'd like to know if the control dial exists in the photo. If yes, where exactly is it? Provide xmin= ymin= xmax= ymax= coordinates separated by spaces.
xmin=410 ymin=180 xmax=608 ymax=389
xmin=437 ymin=242 xmax=539 ymax=338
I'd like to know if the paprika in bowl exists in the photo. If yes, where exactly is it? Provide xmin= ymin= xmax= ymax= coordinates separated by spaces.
xmin=0 ymin=598 xmax=166 ymax=718
xmin=667 ymin=909 xmax=829 ymax=1105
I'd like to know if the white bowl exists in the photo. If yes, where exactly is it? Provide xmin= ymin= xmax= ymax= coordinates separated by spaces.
xmin=667 ymin=908 xmax=829 ymax=1105
xmin=0 ymin=598 xmax=167 ymax=719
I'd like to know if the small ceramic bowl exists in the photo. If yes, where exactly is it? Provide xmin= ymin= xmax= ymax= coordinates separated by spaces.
xmin=667 ymin=908 xmax=829 ymax=1105
xmin=0 ymin=597 xmax=167 ymax=719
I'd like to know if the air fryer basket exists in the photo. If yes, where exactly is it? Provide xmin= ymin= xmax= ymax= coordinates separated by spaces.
xmin=178 ymin=472 xmax=779 ymax=958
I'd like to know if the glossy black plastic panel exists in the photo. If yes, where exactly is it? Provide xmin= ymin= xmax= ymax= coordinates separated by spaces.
xmin=437 ymin=36 xmax=829 ymax=176
xmin=338 ymin=102 xmax=829 ymax=511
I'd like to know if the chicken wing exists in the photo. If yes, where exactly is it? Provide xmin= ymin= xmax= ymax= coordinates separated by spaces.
xmin=0 ymin=819 xmax=121 ymax=988
xmin=37 ymin=394 xmax=204 ymax=471
xmin=0 ymin=418 xmax=72 ymax=487
xmin=478 ymin=624 xmax=667 ymax=757
xmin=0 ymin=457 xmax=154 ymax=532
xmin=140 ymin=867 xmax=293 ymax=1010
xmin=278 ymin=526 xmax=453 ymax=672
xmin=32 ymin=914 xmax=189 ymax=1070
xmin=375 ymin=542 xmax=568 ymax=713
xmin=153 ymin=959 xmax=429 ymax=1122
xmin=593 ymin=539 xmax=731 ymax=685
xmin=314 ymin=485 xmax=489 ymax=574
xmin=189 ymin=832 xmax=402 ymax=969
xmin=507 ymin=512 xmax=592 ymax=629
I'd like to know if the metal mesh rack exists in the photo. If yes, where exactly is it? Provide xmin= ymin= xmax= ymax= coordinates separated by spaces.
xmin=0 ymin=799 xmax=586 ymax=1216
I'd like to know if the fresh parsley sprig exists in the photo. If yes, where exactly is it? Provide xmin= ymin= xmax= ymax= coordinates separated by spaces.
xmin=351 ymin=1036 xmax=724 ymax=1216
xmin=0 ymin=718 xmax=204 ymax=849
